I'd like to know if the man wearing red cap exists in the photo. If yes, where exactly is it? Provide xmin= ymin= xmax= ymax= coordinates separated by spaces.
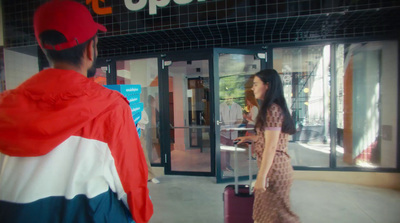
xmin=0 ymin=1 xmax=153 ymax=223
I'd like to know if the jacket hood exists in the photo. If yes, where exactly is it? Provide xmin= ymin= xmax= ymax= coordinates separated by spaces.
xmin=0 ymin=69 xmax=126 ymax=157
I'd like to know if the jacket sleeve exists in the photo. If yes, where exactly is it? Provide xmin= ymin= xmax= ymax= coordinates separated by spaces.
xmin=104 ymin=102 xmax=154 ymax=223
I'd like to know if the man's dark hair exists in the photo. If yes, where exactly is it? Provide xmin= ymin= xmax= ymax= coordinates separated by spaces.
xmin=39 ymin=30 xmax=95 ymax=66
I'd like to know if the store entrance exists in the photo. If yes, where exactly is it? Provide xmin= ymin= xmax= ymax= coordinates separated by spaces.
xmin=94 ymin=48 xmax=266 ymax=178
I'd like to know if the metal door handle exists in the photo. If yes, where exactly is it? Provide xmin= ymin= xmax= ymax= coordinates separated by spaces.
xmin=170 ymin=124 xmax=209 ymax=129
xmin=216 ymin=120 xmax=222 ymax=125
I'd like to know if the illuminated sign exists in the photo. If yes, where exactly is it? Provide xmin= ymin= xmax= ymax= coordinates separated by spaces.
xmin=87 ymin=0 xmax=206 ymax=16
xmin=86 ymin=0 xmax=112 ymax=15
xmin=125 ymin=0 xmax=206 ymax=15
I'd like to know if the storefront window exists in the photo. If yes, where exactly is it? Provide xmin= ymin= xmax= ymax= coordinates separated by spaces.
xmin=116 ymin=58 xmax=161 ymax=165
xmin=335 ymin=41 xmax=398 ymax=168
xmin=274 ymin=45 xmax=331 ymax=167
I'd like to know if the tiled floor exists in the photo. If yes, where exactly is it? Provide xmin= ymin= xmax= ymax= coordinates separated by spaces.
xmin=147 ymin=168 xmax=400 ymax=223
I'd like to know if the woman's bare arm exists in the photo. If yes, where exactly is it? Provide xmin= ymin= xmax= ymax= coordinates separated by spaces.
xmin=254 ymin=130 xmax=280 ymax=191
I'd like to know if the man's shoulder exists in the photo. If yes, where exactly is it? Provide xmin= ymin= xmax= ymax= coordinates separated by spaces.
xmin=98 ymin=89 xmax=130 ymax=112
xmin=234 ymin=102 xmax=241 ymax=107
xmin=232 ymin=102 xmax=242 ymax=110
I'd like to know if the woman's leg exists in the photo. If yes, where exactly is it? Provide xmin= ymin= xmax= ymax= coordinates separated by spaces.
xmin=141 ymin=130 xmax=156 ymax=180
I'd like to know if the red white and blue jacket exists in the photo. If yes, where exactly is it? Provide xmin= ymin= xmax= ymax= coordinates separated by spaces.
xmin=0 ymin=69 xmax=153 ymax=223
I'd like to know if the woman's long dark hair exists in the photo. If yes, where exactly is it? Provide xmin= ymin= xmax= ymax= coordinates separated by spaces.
xmin=254 ymin=69 xmax=296 ymax=135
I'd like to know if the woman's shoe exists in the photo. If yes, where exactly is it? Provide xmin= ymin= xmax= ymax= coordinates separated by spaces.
xmin=151 ymin=178 xmax=160 ymax=184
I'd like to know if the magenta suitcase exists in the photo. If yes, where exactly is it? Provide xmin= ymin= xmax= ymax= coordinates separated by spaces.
xmin=223 ymin=142 xmax=254 ymax=223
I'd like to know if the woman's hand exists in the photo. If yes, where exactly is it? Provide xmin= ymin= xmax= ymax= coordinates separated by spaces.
xmin=234 ymin=135 xmax=256 ymax=144
xmin=253 ymin=177 xmax=266 ymax=192
xmin=233 ymin=136 xmax=248 ymax=145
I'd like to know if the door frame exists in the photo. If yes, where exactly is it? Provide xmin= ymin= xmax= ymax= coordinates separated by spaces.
xmin=94 ymin=58 xmax=116 ymax=85
xmin=213 ymin=47 xmax=268 ymax=183
xmin=161 ymin=49 xmax=216 ymax=176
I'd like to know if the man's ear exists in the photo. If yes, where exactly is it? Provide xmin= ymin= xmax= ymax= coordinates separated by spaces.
xmin=86 ymin=39 xmax=95 ymax=61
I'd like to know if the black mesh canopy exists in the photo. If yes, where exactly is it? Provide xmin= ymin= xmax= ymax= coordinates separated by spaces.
xmin=2 ymin=0 xmax=400 ymax=57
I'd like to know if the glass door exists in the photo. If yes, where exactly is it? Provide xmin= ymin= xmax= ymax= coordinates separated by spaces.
xmin=163 ymin=52 xmax=214 ymax=175
xmin=214 ymin=48 xmax=266 ymax=183
xmin=114 ymin=57 xmax=163 ymax=166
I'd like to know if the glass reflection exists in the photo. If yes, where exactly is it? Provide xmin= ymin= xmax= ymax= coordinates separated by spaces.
xmin=274 ymin=45 xmax=331 ymax=167
xmin=336 ymin=41 xmax=398 ymax=168
xmin=116 ymin=58 xmax=161 ymax=165
xmin=218 ymin=53 xmax=260 ymax=179
xmin=169 ymin=60 xmax=211 ymax=172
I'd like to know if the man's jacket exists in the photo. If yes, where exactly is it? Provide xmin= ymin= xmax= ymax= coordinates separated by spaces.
xmin=0 ymin=69 xmax=153 ymax=223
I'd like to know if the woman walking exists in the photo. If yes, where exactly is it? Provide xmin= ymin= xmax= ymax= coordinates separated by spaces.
xmin=236 ymin=69 xmax=300 ymax=223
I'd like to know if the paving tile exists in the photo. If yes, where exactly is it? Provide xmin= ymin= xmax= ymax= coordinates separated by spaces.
xmin=147 ymin=170 xmax=400 ymax=223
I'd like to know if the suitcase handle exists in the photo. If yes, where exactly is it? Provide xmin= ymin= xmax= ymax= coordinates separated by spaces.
xmin=233 ymin=141 xmax=253 ymax=196
xmin=226 ymin=185 xmax=253 ymax=197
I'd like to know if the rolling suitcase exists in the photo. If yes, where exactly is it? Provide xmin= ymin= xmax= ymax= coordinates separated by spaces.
xmin=223 ymin=141 xmax=254 ymax=223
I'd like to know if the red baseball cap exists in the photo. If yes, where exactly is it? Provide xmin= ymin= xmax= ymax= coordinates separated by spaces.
xmin=34 ymin=0 xmax=107 ymax=51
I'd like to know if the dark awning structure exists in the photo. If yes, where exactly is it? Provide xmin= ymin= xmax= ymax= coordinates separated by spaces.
xmin=2 ymin=0 xmax=400 ymax=57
